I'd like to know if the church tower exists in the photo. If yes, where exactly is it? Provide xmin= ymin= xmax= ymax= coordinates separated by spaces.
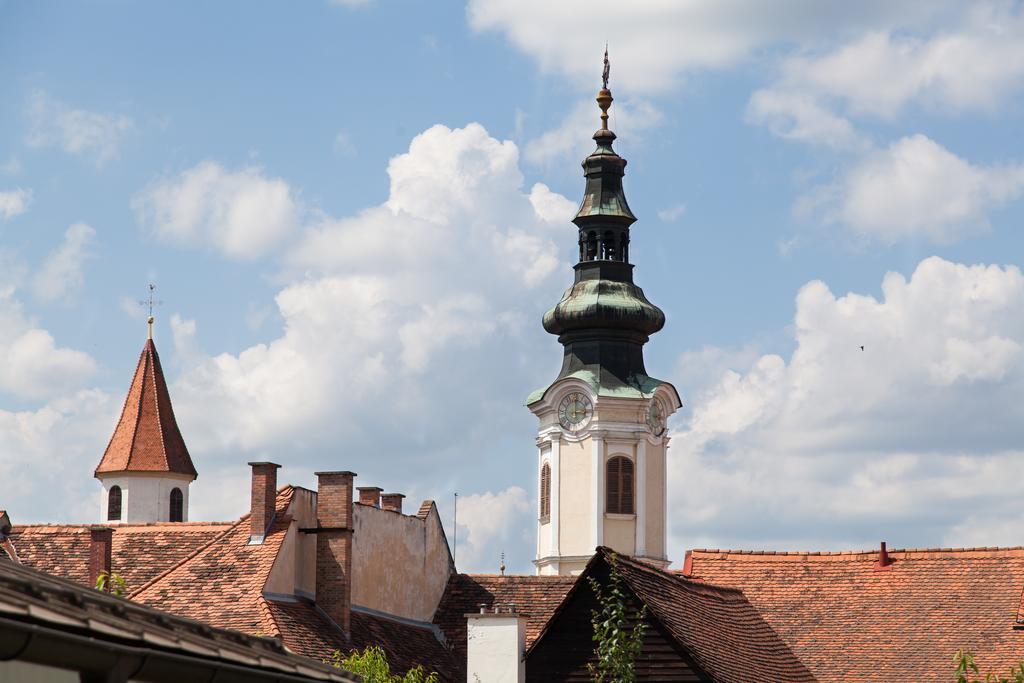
xmin=528 ymin=57 xmax=680 ymax=576
xmin=94 ymin=316 xmax=198 ymax=524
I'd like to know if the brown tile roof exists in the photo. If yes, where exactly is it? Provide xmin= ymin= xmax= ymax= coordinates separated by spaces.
xmin=580 ymin=548 xmax=814 ymax=682
xmin=9 ymin=522 xmax=230 ymax=589
xmin=432 ymin=571 xmax=576 ymax=678
xmin=685 ymin=545 xmax=1024 ymax=682
xmin=130 ymin=486 xmax=295 ymax=636
xmin=95 ymin=338 xmax=197 ymax=478
xmin=351 ymin=609 xmax=459 ymax=682
xmin=0 ymin=558 xmax=357 ymax=681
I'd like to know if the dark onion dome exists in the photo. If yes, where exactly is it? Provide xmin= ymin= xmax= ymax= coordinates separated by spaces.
xmin=527 ymin=62 xmax=676 ymax=405
xmin=543 ymin=278 xmax=665 ymax=339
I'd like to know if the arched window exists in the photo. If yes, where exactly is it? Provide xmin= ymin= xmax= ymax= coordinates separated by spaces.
xmin=586 ymin=232 xmax=598 ymax=260
xmin=169 ymin=488 xmax=183 ymax=522
xmin=540 ymin=463 xmax=551 ymax=520
xmin=606 ymin=457 xmax=634 ymax=515
xmin=107 ymin=486 xmax=122 ymax=521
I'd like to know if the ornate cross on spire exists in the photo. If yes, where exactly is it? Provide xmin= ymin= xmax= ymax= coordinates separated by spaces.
xmin=602 ymin=45 xmax=610 ymax=90
xmin=139 ymin=283 xmax=162 ymax=339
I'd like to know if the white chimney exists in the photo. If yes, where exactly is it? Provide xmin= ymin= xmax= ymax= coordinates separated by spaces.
xmin=465 ymin=607 xmax=526 ymax=683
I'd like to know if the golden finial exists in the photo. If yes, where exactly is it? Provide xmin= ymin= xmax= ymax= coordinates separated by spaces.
xmin=597 ymin=46 xmax=613 ymax=130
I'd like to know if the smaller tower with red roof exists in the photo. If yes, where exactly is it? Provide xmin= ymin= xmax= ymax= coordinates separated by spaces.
xmin=94 ymin=315 xmax=198 ymax=523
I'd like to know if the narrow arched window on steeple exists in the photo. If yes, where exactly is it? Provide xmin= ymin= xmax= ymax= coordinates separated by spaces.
xmin=540 ymin=463 xmax=551 ymax=520
xmin=169 ymin=487 xmax=183 ymax=522
xmin=606 ymin=457 xmax=634 ymax=515
xmin=108 ymin=486 xmax=122 ymax=521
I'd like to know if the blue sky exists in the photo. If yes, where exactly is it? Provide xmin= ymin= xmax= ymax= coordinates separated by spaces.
xmin=4 ymin=1 xmax=1024 ymax=572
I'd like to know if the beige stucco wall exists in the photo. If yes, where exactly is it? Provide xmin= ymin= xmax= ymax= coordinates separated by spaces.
xmin=645 ymin=443 xmax=666 ymax=560
xmin=350 ymin=503 xmax=452 ymax=622
xmin=558 ymin=438 xmax=592 ymax=557
xmin=264 ymin=488 xmax=318 ymax=599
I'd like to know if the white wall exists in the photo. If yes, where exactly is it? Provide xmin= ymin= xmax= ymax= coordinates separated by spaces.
xmin=98 ymin=474 xmax=192 ymax=524
xmin=466 ymin=614 xmax=525 ymax=683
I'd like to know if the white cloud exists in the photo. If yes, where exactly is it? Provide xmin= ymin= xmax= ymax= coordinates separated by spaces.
xmin=31 ymin=223 xmax=96 ymax=303
xmin=0 ymin=157 xmax=21 ymax=175
xmin=0 ymin=389 xmax=116 ymax=523
xmin=25 ymin=90 xmax=133 ymax=166
xmin=132 ymin=161 xmax=301 ymax=260
xmin=468 ymin=0 xmax=956 ymax=94
xmin=798 ymin=135 xmax=1024 ymax=244
xmin=0 ymin=189 xmax=32 ymax=220
xmin=451 ymin=486 xmax=532 ymax=571
xmin=0 ymin=289 xmax=97 ymax=400
xmin=524 ymin=98 xmax=662 ymax=167
xmin=334 ymin=131 xmax=356 ymax=157
xmin=669 ymin=257 xmax=1024 ymax=554
xmin=746 ymin=89 xmax=868 ymax=151
xmin=772 ymin=6 xmax=1024 ymax=120
xmin=169 ymin=123 xmax=572 ymax=480
xmin=657 ymin=204 xmax=687 ymax=222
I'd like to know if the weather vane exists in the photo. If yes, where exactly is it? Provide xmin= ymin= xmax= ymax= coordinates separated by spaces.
xmin=602 ymin=45 xmax=610 ymax=90
xmin=139 ymin=283 xmax=163 ymax=339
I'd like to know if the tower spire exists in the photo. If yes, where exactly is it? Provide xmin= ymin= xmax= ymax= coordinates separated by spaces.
xmin=528 ymin=52 xmax=665 ymax=400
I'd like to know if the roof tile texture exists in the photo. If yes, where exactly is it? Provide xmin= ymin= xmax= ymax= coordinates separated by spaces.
xmin=10 ymin=522 xmax=230 ymax=589
xmin=686 ymin=546 xmax=1024 ymax=682
xmin=95 ymin=338 xmax=197 ymax=477
xmin=130 ymin=486 xmax=295 ymax=636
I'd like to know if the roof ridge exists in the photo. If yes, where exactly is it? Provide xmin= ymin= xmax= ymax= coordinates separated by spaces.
xmin=146 ymin=341 xmax=171 ymax=472
xmin=604 ymin=548 xmax=748 ymax=600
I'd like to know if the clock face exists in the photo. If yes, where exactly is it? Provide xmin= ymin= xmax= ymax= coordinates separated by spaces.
xmin=647 ymin=400 xmax=666 ymax=436
xmin=558 ymin=392 xmax=593 ymax=432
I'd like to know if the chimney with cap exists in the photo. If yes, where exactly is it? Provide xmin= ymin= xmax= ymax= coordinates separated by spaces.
xmin=466 ymin=606 xmax=526 ymax=683
xmin=315 ymin=471 xmax=356 ymax=636
xmin=381 ymin=492 xmax=405 ymax=514
xmin=89 ymin=526 xmax=113 ymax=589
xmin=875 ymin=541 xmax=893 ymax=569
xmin=248 ymin=462 xmax=280 ymax=545
xmin=357 ymin=486 xmax=383 ymax=508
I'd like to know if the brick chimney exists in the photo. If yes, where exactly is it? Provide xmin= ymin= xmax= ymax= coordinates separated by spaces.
xmin=315 ymin=471 xmax=356 ymax=636
xmin=89 ymin=526 xmax=113 ymax=589
xmin=381 ymin=492 xmax=405 ymax=514
xmin=248 ymin=462 xmax=281 ymax=545
xmin=357 ymin=486 xmax=382 ymax=508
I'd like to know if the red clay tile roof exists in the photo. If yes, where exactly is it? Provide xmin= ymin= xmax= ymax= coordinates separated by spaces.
xmin=130 ymin=486 xmax=295 ymax=636
xmin=9 ymin=522 xmax=230 ymax=589
xmin=685 ymin=546 xmax=1024 ymax=682
xmin=95 ymin=338 xmax=197 ymax=478
xmin=432 ymin=571 xmax=576 ymax=678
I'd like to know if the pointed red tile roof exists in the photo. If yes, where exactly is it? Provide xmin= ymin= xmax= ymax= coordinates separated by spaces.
xmin=95 ymin=338 xmax=197 ymax=478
